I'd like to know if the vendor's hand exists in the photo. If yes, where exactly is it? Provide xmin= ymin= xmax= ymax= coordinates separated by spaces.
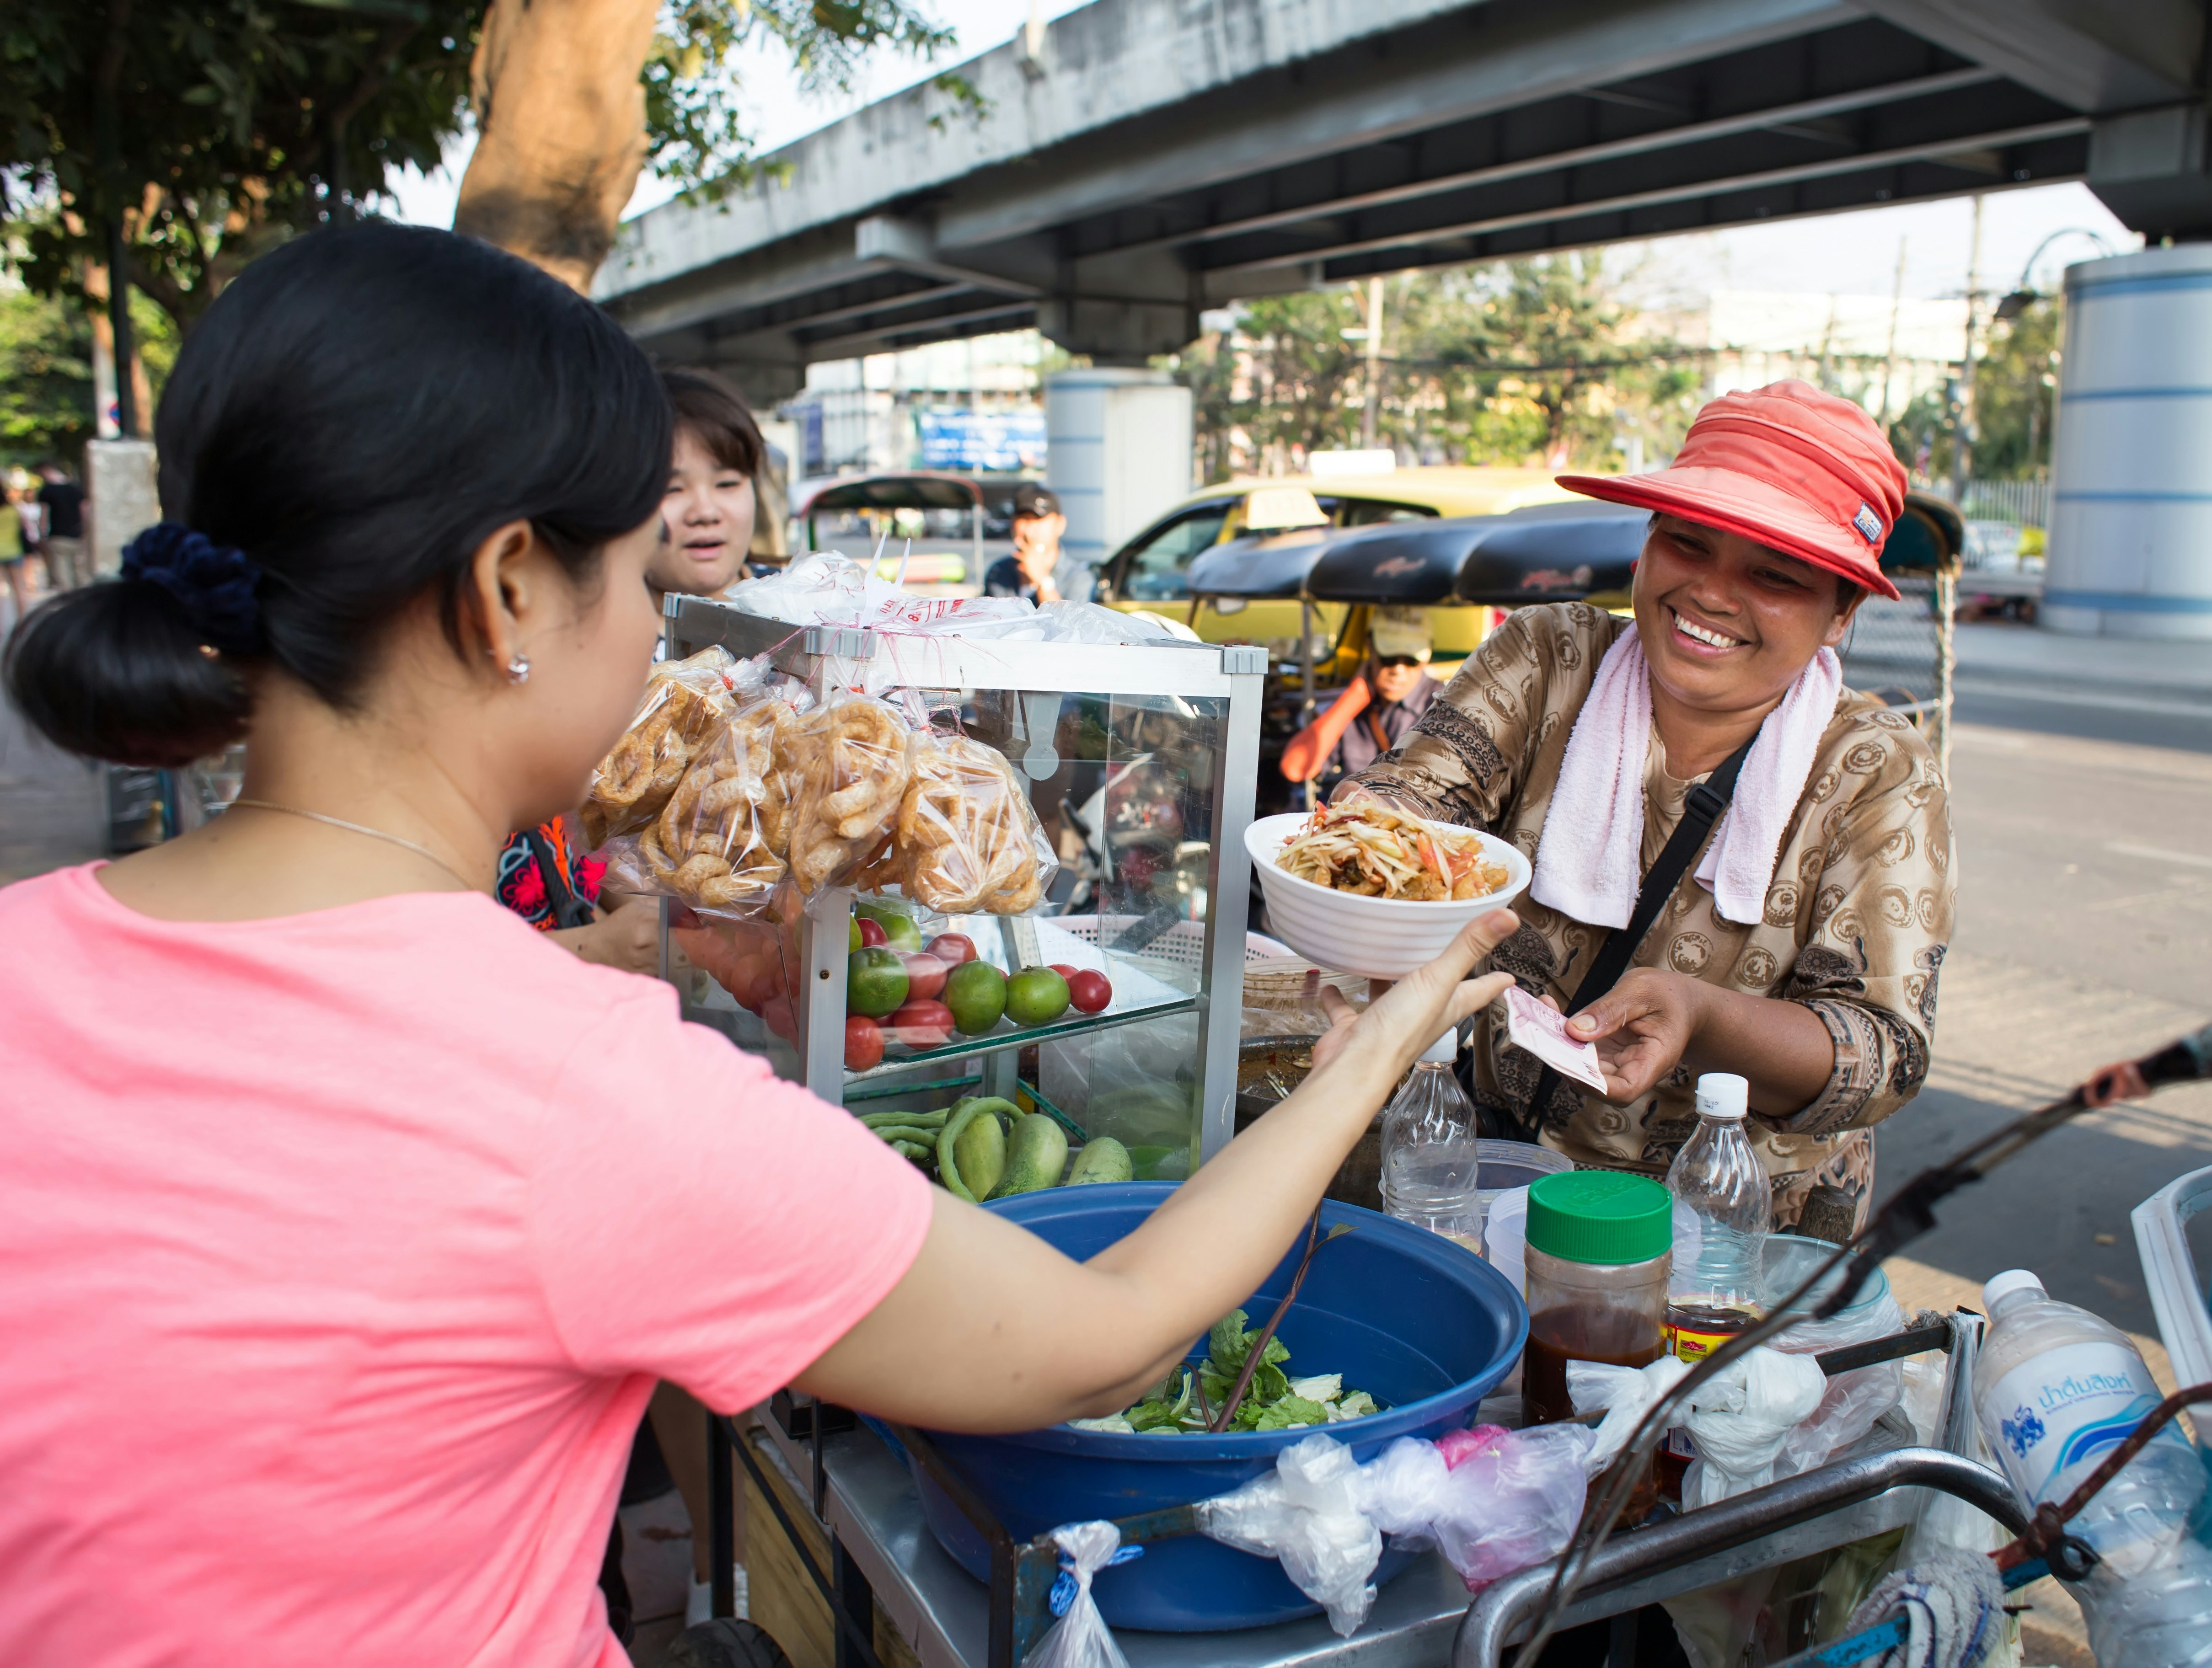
xmin=555 ymin=901 xmax=661 ymax=974
xmin=1565 ymin=967 xmax=1709 ymax=1105
xmin=2084 ymin=1059 xmax=2152 ymax=1108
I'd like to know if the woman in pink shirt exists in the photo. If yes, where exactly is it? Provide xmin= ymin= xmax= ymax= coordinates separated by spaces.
xmin=0 ymin=224 xmax=1517 ymax=1668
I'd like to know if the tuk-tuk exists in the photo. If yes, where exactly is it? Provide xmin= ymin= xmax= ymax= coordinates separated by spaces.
xmin=794 ymin=471 xmax=1005 ymax=592
xmin=1189 ymin=503 xmax=1648 ymax=810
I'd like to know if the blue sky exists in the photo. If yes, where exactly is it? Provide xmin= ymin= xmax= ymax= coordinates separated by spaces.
xmin=386 ymin=0 xmax=2137 ymax=310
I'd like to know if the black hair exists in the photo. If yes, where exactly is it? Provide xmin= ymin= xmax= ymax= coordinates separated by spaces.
xmin=5 ymin=222 xmax=671 ymax=767
xmin=663 ymin=366 xmax=764 ymax=480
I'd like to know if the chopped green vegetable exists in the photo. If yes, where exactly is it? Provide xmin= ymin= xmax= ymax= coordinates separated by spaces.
xmin=1075 ymin=1309 xmax=1380 ymax=1436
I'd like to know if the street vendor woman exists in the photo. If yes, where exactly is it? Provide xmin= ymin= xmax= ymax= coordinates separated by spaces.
xmin=0 ymin=223 xmax=1520 ymax=1667
xmin=1341 ymin=381 xmax=1953 ymax=1238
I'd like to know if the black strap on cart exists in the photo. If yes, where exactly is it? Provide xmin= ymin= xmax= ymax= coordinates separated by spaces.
xmin=1515 ymin=733 xmax=1757 ymax=1132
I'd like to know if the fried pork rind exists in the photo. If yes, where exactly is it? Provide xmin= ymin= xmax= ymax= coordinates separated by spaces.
xmin=889 ymin=733 xmax=1054 ymax=914
xmin=778 ymin=694 xmax=916 ymax=895
xmin=581 ymin=647 xmax=744 ymax=848
xmin=1276 ymin=803 xmax=1510 ymax=901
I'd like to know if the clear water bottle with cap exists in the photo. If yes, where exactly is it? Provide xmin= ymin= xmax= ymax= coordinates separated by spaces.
xmin=1379 ymin=1031 xmax=1484 ymax=1253
xmin=1663 ymin=1072 xmax=1771 ymax=1363
xmin=1975 ymin=1269 xmax=2212 ymax=1665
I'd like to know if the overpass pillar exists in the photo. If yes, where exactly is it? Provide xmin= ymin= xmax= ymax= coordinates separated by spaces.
xmin=1045 ymin=369 xmax=1194 ymax=583
xmin=2044 ymin=246 xmax=2212 ymax=639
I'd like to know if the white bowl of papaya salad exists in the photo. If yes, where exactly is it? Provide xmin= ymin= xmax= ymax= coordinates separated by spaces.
xmin=1243 ymin=802 xmax=1531 ymax=978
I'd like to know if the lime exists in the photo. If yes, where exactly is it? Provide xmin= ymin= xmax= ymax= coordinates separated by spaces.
xmin=943 ymin=960 xmax=1007 ymax=1034
xmin=846 ymin=946 xmax=910 ymax=1018
xmin=849 ymin=917 xmax=862 ymax=954
xmin=1005 ymin=967 xmax=1070 ymax=1027
xmin=855 ymin=902 xmax=923 ymax=952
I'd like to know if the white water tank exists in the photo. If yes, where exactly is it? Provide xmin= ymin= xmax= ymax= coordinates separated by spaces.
xmin=1044 ymin=369 xmax=1194 ymax=579
xmin=2046 ymin=245 xmax=2212 ymax=639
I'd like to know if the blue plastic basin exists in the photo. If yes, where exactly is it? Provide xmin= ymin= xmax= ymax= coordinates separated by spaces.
xmin=907 ymin=1182 xmax=1528 ymax=1632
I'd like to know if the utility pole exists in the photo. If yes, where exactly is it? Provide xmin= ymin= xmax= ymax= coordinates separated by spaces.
xmin=1879 ymin=237 xmax=1907 ymax=430
xmin=1360 ymin=276 xmax=1385 ymax=449
xmin=1952 ymin=193 xmax=1986 ymax=505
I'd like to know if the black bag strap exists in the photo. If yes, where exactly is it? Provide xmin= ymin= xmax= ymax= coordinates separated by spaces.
xmin=525 ymin=826 xmax=596 ymax=931
xmin=1519 ymin=732 xmax=1759 ymax=1129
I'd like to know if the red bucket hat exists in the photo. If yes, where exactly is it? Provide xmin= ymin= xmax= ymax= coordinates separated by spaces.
xmin=1557 ymin=380 xmax=1907 ymax=601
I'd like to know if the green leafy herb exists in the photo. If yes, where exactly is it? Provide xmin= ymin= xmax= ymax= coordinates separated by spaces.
xmin=1090 ymin=1310 xmax=1379 ymax=1436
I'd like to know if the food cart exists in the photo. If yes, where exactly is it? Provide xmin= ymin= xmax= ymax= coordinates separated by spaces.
xmin=795 ymin=474 xmax=1001 ymax=592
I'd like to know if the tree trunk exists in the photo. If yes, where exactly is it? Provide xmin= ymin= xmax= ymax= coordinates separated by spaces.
xmin=453 ymin=0 xmax=659 ymax=294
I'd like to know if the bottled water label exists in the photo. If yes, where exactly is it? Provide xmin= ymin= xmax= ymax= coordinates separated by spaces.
xmin=1984 ymin=1340 xmax=2192 ymax=1508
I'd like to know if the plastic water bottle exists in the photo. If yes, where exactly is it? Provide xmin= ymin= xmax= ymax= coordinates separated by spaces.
xmin=1662 ymin=1073 xmax=1771 ymax=1364
xmin=1976 ymin=1270 xmax=2212 ymax=1667
xmin=1379 ymin=1032 xmax=1483 ymax=1253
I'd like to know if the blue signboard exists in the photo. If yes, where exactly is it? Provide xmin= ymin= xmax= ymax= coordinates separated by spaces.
xmin=917 ymin=408 xmax=1046 ymax=472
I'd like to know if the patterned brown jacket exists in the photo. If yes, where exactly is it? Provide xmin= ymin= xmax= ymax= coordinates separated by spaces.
xmin=1345 ymin=603 xmax=1955 ymax=1237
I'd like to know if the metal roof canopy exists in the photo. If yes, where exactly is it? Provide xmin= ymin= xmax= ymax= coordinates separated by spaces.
xmin=598 ymin=0 xmax=2205 ymax=396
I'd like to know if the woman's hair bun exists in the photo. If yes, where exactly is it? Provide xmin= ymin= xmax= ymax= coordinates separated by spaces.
xmin=5 ymin=222 xmax=671 ymax=767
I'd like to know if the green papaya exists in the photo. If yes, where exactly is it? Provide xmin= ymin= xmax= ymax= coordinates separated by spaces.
xmin=987 ymin=1114 xmax=1070 ymax=1199
xmin=1065 ymin=1136 xmax=1134 ymax=1186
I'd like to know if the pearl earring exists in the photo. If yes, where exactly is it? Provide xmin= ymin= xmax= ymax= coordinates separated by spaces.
xmin=506 ymin=654 xmax=531 ymax=685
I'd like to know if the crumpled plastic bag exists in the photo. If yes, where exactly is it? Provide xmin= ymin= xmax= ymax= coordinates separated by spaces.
xmin=1024 ymin=1521 xmax=1138 ymax=1668
xmin=1195 ymin=1426 xmax=1600 ymax=1634
xmin=1767 ymin=1287 xmax=1908 ymax=1481
xmin=1196 ymin=1434 xmax=1381 ymax=1636
xmin=1570 ymin=1347 xmax=1827 ymax=1508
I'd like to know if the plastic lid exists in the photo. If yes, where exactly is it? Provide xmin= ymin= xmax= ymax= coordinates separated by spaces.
xmin=1417 ymin=1031 xmax=1460 ymax=1065
xmin=1525 ymin=1170 xmax=1672 ymax=1265
xmin=1982 ymin=1269 xmax=2046 ymax=1309
xmin=1694 ymin=1073 xmax=1749 ymax=1120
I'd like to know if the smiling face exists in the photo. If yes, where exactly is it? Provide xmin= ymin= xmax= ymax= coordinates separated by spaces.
xmin=1632 ymin=514 xmax=1862 ymax=719
xmin=648 ymin=425 xmax=755 ymax=597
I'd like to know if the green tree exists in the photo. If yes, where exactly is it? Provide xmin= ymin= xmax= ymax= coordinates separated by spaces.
xmin=2 ymin=0 xmax=964 ymax=321
xmin=1171 ymin=258 xmax=1695 ymax=478
xmin=1886 ymin=296 xmax=2062 ymax=485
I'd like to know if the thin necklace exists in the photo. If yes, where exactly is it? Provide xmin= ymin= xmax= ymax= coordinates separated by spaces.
xmin=229 ymin=799 xmax=479 ymax=892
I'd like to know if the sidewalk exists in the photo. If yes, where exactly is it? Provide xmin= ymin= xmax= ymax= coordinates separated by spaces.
xmin=1952 ymin=620 xmax=2212 ymax=706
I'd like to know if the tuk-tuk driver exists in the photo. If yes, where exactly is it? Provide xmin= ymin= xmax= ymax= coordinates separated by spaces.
xmin=983 ymin=483 xmax=1096 ymax=604
xmin=1280 ymin=607 xmax=1439 ymax=791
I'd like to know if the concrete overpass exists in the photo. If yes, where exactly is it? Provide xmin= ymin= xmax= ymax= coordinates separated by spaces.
xmin=595 ymin=0 xmax=2211 ymax=401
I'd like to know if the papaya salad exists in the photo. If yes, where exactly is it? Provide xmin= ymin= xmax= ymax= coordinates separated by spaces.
xmin=1275 ymin=802 xmax=1511 ymax=902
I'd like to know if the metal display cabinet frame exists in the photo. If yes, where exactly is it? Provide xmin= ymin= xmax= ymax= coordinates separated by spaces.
xmin=661 ymin=593 xmax=1269 ymax=1161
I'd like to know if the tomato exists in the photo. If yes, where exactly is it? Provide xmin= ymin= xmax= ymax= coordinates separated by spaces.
xmin=844 ymin=1014 xmax=885 ymax=1071
xmin=898 ymin=952 xmax=949 ymax=1001
xmin=1067 ymin=970 xmax=1112 ymax=1014
xmin=926 ymin=933 xmax=977 ymax=966
xmin=761 ymin=995 xmax=798 ymax=1045
xmin=1047 ymin=963 xmax=1080 ymax=981
xmin=857 ymin=916 xmax=888 ymax=948
xmin=885 ymin=998 xmax=955 ymax=1049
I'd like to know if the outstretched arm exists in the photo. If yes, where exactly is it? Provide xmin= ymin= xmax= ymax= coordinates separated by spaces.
xmin=793 ymin=911 xmax=1521 ymax=1430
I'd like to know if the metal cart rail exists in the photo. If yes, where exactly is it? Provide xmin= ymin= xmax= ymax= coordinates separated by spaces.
xmin=709 ymin=1310 xmax=2016 ymax=1668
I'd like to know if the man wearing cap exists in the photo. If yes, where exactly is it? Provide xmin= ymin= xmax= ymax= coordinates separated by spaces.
xmin=1279 ymin=606 xmax=1439 ymax=792
xmin=983 ymin=483 xmax=1093 ymax=604
xmin=1340 ymin=382 xmax=1953 ymax=1241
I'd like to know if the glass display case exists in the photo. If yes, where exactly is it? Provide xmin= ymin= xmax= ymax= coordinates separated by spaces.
xmin=658 ymin=595 xmax=1267 ymax=1172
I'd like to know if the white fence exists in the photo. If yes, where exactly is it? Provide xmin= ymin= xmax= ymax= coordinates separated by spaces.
xmin=1954 ymin=478 xmax=2049 ymax=529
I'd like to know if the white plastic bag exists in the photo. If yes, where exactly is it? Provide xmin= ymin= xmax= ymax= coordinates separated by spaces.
xmin=1678 ymin=1347 xmax=1829 ymax=1508
xmin=1419 ymin=1424 xmax=1595 ymax=1589
xmin=1568 ymin=1354 xmax=1690 ymax=1473
xmin=1195 ymin=1434 xmax=1382 ymax=1636
xmin=1768 ymin=1287 xmax=1908 ymax=1480
xmin=1024 ymin=1522 xmax=1138 ymax=1668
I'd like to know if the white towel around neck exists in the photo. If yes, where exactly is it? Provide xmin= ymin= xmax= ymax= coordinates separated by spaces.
xmin=1528 ymin=631 xmax=1842 ymax=929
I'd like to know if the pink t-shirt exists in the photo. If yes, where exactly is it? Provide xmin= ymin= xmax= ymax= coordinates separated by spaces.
xmin=0 ymin=865 xmax=932 ymax=1667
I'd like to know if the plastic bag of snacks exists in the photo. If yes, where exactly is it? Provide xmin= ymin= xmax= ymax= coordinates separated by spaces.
xmin=866 ymin=731 xmax=1056 ymax=914
xmin=777 ymin=690 xmax=916 ymax=895
xmin=606 ymin=692 xmax=798 ymax=915
xmin=580 ymin=647 xmax=758 ymax=848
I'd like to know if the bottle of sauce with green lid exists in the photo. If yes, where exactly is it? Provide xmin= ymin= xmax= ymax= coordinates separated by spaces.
xmin=1520 ymin=1169 xmax=1673 ymax=1424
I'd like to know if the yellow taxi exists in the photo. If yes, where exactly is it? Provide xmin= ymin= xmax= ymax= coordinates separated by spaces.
xmin=1092 ymin=466 xmax=1580 ymax=662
